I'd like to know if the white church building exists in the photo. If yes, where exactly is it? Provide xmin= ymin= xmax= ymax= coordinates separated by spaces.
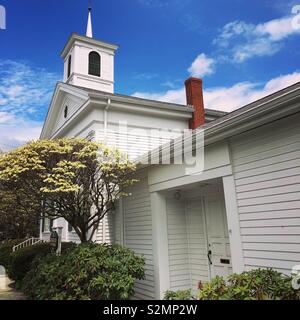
xmin=40 ymin=9 xmax=300 ymax=299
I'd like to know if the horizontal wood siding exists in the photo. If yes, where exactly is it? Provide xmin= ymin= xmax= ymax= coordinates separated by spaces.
xmin=95 ymin=212 xmax=114 ymax=244
xmin=186 ymin=200 xmax=210 ymax=288
xmin=166 ymin=199 xmax=190 ymax=290
xmin=97 ymin=129 xmax=181 ymax=161
xmin=123 ymin=179 xmax=155 ymax=300
xmin=231 ymin=113 xmax=300 ymax=274
xmin=67 ymin=231 xmax=80 ymax=243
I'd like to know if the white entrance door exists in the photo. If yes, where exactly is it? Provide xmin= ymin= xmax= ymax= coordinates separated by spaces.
xmin=204 ymin=194 xmax=232 ymax=278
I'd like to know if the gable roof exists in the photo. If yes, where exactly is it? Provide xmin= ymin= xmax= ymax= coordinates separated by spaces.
xmin=41 ymin=82 xmax=216 ymax=139
xmin=66 ymin=83 xmax=227 ymax=120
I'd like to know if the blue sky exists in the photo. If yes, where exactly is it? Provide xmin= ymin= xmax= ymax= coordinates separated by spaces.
xmin=0 ymin=0 xmax=300 ymax=150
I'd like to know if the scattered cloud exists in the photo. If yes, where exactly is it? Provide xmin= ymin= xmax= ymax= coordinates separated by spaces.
xmin=161 ymin=79 xmax=183 ymax=89
xmin=180 ymin=14 xmax=204 ymax=33
xmin=0 ymin=60 xmax=60 ymax=150
xmin=133 ymin=87 xmax=186 ymax=105
xmin=133 ymin=71 xmax=300 ymax=112
xmin=137 ymin=0 xmax=191 ymax=9
xmin=132 ymin=72 xmax=158 ymax=80
xmin=0 ymin=119 xmax=43 ymax=152
xmin=137 ymin=0 xmax=168 ymax=8
xmin=214 ymin=14 xmax=300 ymax=62
xmin=188 ymin=53 xmax=215 ymax=78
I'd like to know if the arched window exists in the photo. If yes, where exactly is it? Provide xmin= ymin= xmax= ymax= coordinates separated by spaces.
xmin=67 ymin=55 xmax=72 ymax=78
xmin=88 ymin=51 xmax=101 ymax=77
xmin=64 ymin=106 xmax=68 ymax=119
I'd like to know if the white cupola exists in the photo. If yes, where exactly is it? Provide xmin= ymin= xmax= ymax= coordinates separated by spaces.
xmin=61 ymin=6 xmax=118 ymax=93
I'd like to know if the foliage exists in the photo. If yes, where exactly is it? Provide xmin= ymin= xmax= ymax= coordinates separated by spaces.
xmin=164 ymin=289 xmax=193 ymax=300
xmin=22 ymin=243 xmax=145 ymax=300
xmin=0 ymin=239 xmax=24 ymax=269
xmin=0 ymin=189 xmax=39 ymax=241
xmin=8 ymin=243 xmax=52 ymax=283
xmin=0 ymin=139 xmax=137 ymax=242
xmin=7 ymin=241 xmax=76 ymax=285
xmin=198 ymin=269 xmax=300 ymax=300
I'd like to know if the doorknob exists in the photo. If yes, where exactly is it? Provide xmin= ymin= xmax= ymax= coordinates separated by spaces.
xmin=207 ymin=250 xmax=212 ymax=265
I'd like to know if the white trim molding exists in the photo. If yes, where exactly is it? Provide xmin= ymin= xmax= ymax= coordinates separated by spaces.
xmin=150 ymin=192 xmax=170 ymax=299
xmin=222 ymin=175 xmax=245 ymax=273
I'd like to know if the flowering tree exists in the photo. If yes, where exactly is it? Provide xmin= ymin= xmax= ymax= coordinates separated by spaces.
xmin=0 ymin=139 xmax=136 ymax=242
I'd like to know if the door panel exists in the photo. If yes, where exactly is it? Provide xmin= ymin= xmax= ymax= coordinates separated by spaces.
xmin=204 ymin=194 xmax=232 ymax=278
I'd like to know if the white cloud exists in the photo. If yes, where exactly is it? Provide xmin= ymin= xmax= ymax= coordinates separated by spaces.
xmin=133 ymin=71 xmax=300 ymax=112
xmin=0 ymin=120 xmax=43 ymax=152
xmin=0 ymin=60 xmax=59 ymax=116
xmin=188 ymin=53 xmax=215 ymax=78
xmin=133 ymin=87 xmax=186 ymax=105
xmin=257 ymin=15 xmax=298 ymax=41
xmin=0 ymin=60 xmax=60 ymax=151
xmin=214 ymin=14 xmax=300 ymax=62
xmin=0 ymin=111 xmax=15 ymax=124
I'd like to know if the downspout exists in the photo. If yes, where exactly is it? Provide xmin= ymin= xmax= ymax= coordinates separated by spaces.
xmin=101 ymin=98 xmax=111 ymax=244
xmin=104 ymin=98 xmax=111 ymax=142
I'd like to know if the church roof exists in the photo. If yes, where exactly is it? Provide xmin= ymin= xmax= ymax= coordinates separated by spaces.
xmin=65 ymin=83 xmax=227 ymax=120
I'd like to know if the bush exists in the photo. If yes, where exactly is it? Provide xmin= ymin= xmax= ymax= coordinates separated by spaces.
xmin=22 ymin=243 xmax=145 ymax=300
xmin=0 ymin=239 xmax=24 ymax=269
xmin=164 ymin=289 xmax=192 ymax=300
xmin=8 ymin=241 xmax=76 ymax=284
xmin=198 ymin=269 xmax=300 ymax=300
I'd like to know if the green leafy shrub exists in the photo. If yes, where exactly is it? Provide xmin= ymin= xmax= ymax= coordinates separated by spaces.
xmin=8 ymin=241 xmax=76 ymax=284
xmin=22 ymin=243 xmax=145 ymax=300
xmin=164 ymin=289 xmax=193 ymax=300
xmin=198 ymin=269 xmax=300 ymax=300
xmin=0 ymin=239 xmax=24 ymax=269
xmin=8 ymin=243 xmax=53 ymax=283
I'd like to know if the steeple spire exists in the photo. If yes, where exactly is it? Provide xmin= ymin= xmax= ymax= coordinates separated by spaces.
xmin=86 ymin=1 xmax=93 ymax=38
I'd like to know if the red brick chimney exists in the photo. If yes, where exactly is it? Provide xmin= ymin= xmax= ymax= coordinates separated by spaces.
xmin=185 ymin=77 xmax=205 ymax=129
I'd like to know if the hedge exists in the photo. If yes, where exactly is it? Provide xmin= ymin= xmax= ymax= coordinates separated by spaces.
xmin=164 ymin=269 xmax=300 ymax=300
xmin=0 ymin=239 xmax=25 ymax=269
xmin=7 ymin=241 xmax=76 ymax=285
xmin=22 ymin=243 xmax=145 ymax=300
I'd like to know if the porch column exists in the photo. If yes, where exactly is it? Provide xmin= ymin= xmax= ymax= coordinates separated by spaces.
xmin=222 ymin=176 xmax=245 ymax=273
xmin=151 ymin=192 xmax=170 ymax=299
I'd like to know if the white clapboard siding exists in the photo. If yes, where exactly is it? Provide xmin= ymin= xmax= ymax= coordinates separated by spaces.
xmin=123 ymin=179 xmax=155 ymax=300
xmin=231 ymin=113 xmax=300 ymax=274
xmin=97 ymin=129 xmax=181 ymax=161
xmin=95 ymin=212 xmax=115 ymax=244
xmin=68 ymin=232 xmax=80 ymax=243
xmin=166 ymin=199 xmax=190 ymax=290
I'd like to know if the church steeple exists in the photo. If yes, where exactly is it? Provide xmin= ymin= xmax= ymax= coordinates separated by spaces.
xmin=61 ymin=1 xmax=118 ymax=93
xmin=86 ymin=2 xmax=93 ymax=38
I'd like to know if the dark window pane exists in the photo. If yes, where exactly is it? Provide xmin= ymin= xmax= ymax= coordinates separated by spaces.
xmin=67 ymin=55 xmax=72 ymax=78
xmin=88 ymin=51 xmax=101 ymax=77
xmin=64 ymin=106 xmax=68 ymax=118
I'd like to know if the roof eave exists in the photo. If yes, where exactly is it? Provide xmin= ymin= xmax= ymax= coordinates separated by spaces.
xmin=61 ymin=33 xmax=119 ymax=58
